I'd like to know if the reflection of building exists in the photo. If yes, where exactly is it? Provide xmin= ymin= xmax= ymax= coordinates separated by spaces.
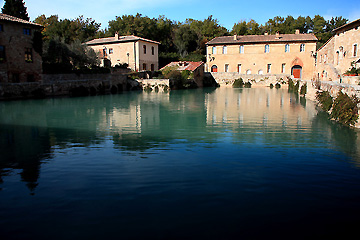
xmin=206 ymin=88 xmax=317 ymax=128
xmin=315 ymin=18 xmax=360 ymax=82
xmin=206 ymin=30 xmax=317 ymax=79
xmin=0 ymin=13 xmax=43 ymax=83
xmin=85 ymin=32 xmax=160 ymax=71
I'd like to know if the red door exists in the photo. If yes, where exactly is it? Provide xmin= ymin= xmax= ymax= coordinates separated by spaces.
xmin=293 ymin=69 xmax=301 ymax=78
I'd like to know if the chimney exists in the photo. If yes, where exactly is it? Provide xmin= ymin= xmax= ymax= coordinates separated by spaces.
xmin=264 ymin=31 xmax=268 ymax=36
xmin=115 ymin=31 xmax=119 ymax=40
xmin=276 ymin=31 xmax=280 ymax=37
xmin=233 ymin=34 xmax=237 ymax=41
xmin=295 ymin=29 xmax=300 ymax=34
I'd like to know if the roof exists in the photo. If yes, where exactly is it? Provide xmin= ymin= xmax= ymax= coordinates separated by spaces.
xmin=0 ymin=13 xmax=42 ymax=27
xmin=161 ymin=61 xmax=204 ymax=71
xmin=206 ymin=33 xmax=317 ymax=45
xmin=85 ymin=35 xmax=160 ymax=45
xmin=333 ymin=18 xmax=360 ymax=33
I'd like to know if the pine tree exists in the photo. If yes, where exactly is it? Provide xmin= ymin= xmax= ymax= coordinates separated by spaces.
xmin=1 ymin=0 xmax=29 ymax=21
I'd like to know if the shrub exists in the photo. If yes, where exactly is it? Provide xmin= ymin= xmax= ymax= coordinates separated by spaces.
xmin=244 ymin=81 xmax=252 ymax=88
xmin=270 ymin=83 xmax=274 ymax=88
xmin=330 ymin=91 xmax=359 ymax=126
xmin=316 ymin=91 xmax=333 ymax=112
xmin=275 ymin=83 xmax=281 ymax=89
xmin=300 ymin=83 xmax=307 ymax=95
xmin=233 ymin=78 xmax=244 ymax=88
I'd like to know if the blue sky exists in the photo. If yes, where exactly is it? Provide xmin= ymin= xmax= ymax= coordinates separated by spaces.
xmin=2 ymin=0 xmax=360 ymax=30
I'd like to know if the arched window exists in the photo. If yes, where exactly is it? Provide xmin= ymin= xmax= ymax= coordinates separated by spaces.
xmin=246 ymin=69 xmax=251 ymax=74
xmin=300 ymin=44 xmax=305 ymax=52
xmin=285 ymin=44 xmax=290 ymax=52
xmin=211 ymin=65 xmax=218 ymax=72
xmin=265 ymin=44 xmax=269 ymax=53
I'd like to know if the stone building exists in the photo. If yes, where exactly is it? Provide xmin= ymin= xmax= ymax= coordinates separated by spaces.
xmin=206 ymin=30 xmax=317 ymax=80
xmin=0 ymin=13 xmax=43 ymax=83
xmin=85 ymin=33 xmax=160 ymax=71
xmin=315 ymin=18 xmax=360 ymax=83
xmin=161 ymin=61 xmax=205 ymax=87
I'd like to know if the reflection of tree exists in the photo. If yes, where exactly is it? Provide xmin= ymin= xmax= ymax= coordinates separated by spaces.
xmin=0 ymin=125 xmax=51 ymax=193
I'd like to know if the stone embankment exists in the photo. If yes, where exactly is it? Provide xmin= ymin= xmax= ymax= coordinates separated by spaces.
xmin=0 ymin=73 xmax=140 ymax=100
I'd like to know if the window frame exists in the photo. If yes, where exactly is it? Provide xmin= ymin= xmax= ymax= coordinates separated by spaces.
xmin=265 ymin=44 xmax=269 ymax=53
xmin=212 ymin=46 xmax=216 ymax=54
xmin=353 ymin=44 xmax=358 ymax=57
xmin=239 ymin=45 xmax=244 ymax=54
xmin=25 ymin=47 xmax=33 ymax=63
xmin=267 ymin=64 xmax=271 ymax=73
xmin=285 ymin=44 xmax=290 ymax=53
xmin=223 ymin=46 xmax=227 ymax=54
xmin=300 ymin=43 xmax=305 ymax=52
xmin=0 ymin=45 xmax=5 ymax=63
xmin=23 ymin=28 xmax=31 ymax=35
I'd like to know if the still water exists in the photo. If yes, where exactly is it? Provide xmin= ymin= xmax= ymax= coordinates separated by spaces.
xmin=1 ymin=87 xmax=360 ymax=239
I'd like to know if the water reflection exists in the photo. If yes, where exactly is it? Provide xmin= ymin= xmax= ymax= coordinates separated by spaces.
xmin=0 ymin=88 xmax=360 ymax=192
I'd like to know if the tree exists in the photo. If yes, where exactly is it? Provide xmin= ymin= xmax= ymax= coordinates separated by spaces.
xmin=1 ymin=0 xmax=29 ymax=21
xmin=34 ymin=15 xmax=101 ymax=44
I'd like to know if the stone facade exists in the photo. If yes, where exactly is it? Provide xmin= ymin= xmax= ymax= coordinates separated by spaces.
xmin=85 ymin=33 xmax=159 ymax=71
xmin=0 ymin=14 xmax=43 ymax=83
xmin=315 ymin=19 xmax=360 ymax=83
xmin=206 ymin=31 xmax=317 ymax=81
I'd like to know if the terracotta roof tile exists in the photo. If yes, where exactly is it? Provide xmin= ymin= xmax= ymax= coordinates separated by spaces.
xmin=206 ymin=33 xmax=317 ymax=45
xmin=0 ymin=13 xmax=42 ymax=27
xmin=161 ymin=61 xmax=204 ymax=71
xmin=333 ymin=18 xmax=360 ymax=32
xmin=85 ymin=35 xmax=160 ymax=45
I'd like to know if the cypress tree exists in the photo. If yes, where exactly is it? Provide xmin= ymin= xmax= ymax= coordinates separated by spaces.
xmin=1 ymin=0 xmax=30 ymax=21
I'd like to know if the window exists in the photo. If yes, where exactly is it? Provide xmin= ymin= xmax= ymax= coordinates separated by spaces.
xmin=300 ymin=44 xmax=305 ymax=52
xmin=25 ymin=48 xmax=32 ymax=62
xmin=225 ymin=64 xmax=229 ymax=72
xmin=212 ymin=46 xmax=216 ymax=54
xmin=267 ymin=64 xmax=271 ymax=73
xmin=246 ymin=69 xmax=251 ymax=74
xmin=143 ymin=63 xmax=147 ymax=70
xmin=285 ymin=44 xmax=290 ymax=52
xmin=23 ymin=28 xmax=31 ymax=35
xmin=324 ymin=54 xmax=327 ymax=63
xmin=151 ymin=46 xmax=155 ymax=55
xmin=109 ymin=48 xmax=113 ymax=54
xmin=265 ymin=44 xmax=269 ymax=53
xmin=0 ymin=45 xmax=5 ymax=63
xmin=143 ymin=45 xmax=146 ymax=54
xmin=239 ymin=45 xmax=244 ymax=54
xmin=281 ymin=63 xmax=285 ymax=73
xmin=354 ymin=44 xmax=358 ymax=57
xmin=223 ymin=46 xmax=227 ymax=54
xmin=237 ymin=64 xmax=241 ymax=73
xmin=151 ymin=64 xmax=155 ymax=71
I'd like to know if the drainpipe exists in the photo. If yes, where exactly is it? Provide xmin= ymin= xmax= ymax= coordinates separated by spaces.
xmin=134 ymin=41 xmax=137 ymax=71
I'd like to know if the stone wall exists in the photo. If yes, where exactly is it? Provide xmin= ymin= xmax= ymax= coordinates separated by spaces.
xmin=0 ymin=73 xmax=136 ymax=100
xmin=208 ymin=72 xmax=290 ymax=86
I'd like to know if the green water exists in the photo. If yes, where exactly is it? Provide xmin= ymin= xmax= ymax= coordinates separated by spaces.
xmin=1 ymin=87 xmax=360 ymax=239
